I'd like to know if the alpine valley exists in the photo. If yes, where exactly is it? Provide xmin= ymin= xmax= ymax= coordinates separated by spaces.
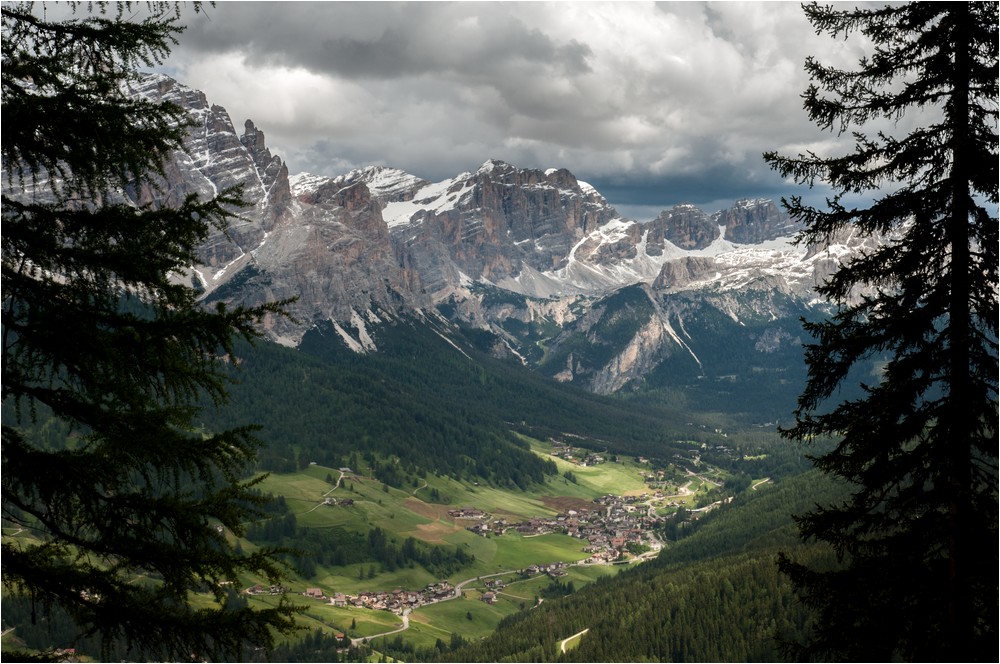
xmin=1 ymin=73 xmax=878 ymax=661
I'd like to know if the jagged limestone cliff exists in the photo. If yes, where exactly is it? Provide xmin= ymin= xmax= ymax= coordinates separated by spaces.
xmin=117 ymin=74 xmax=881 ymax=392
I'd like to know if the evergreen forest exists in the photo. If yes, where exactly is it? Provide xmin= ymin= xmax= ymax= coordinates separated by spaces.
xmin=199 ymin=315 xmax=809 ymax=484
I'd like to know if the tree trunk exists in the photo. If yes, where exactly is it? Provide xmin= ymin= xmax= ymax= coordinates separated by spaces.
xmin=946 ymin=3 xmax=974 ymax=657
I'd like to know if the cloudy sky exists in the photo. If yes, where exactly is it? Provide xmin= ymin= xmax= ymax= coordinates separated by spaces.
xmin=158 ymin=1 xmax=874 ymax=220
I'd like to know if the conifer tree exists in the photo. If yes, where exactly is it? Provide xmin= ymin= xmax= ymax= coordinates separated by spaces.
xmin=764 ymin=2 xmax=998 ymax=660
xmin=1 ymin=2 xmax=297 ymax=660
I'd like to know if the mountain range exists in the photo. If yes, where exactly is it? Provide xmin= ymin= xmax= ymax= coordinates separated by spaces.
xmin=134 ymin=73 xmax=878 ymax=411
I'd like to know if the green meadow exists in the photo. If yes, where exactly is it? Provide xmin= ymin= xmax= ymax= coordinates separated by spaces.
xmin=241 ymin=437 xmax=720 ymax=655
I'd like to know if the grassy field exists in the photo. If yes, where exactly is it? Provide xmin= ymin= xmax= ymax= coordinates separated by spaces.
xmin=231 ymin=438 xmax=732 ymax=656
xmin=523 ymin=436 xmax=650 ymax=497
xmin=260 ymin=436 xmax=654 ymax=530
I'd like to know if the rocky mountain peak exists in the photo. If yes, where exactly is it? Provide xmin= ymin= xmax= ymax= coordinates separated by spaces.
xmin=374 ymin=159 xmax=624 ymax=297
xmin=241 ymin=119 xmax=267 ymax=152
xmin=240 ymin=119 xmax=291 ymax=227
xmin=477 ymin=158 xmax=513 ymax=174
xmin=652 ymin=256 xmax=720 ymax=290
xmin=468 ymin=160 xmax=588 ymax=201
xmin=331 ymin=166 xmax=430 ymax=206
xmin=650 ymin=204 xmax=720 ymax=251
xmin=122 ymin=74 xmax=422 ymax=346
xmin=715 ymin=198 xmax=799 ymax=244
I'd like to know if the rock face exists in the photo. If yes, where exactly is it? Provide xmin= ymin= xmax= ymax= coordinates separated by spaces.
xmin=109 ymin=75 xmax=884 ymax=393
xmin=652 ymin=205 xmax=720 ymax=251
xmin=584 ymin=286 xmax=702 ymax=394
xmin=240 ymin=119 xmax=292 ymax=229
xmin=131 ymin=74 xmax=421 ymax=347
xmin=717 ymin=198 xmax=800 ymax=244
xmin=379 ymin=160 xmax=621 ymax=297
xmin=130 ymin=75 xmax=279 ymax=272
xmin=652 ymin=256 xmax=719 ymax=290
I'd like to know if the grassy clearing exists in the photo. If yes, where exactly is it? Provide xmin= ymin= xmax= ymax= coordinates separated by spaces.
xmin=441 ymin=531 xmax=590 ymax=580
xmin=522 ymin=436 xmax=649 ymax=496
xmin=309 ymin=564 xmax=440 ymax=597
xmin=408 ymin=594 xmax=519 ymax=642
xmin=291 ymin=529 xmax=593 ymax=599
xmin=391 ymin=615 xmax=454 ymax=651
xmin=258 ymin=442 xmax=654 ymax=542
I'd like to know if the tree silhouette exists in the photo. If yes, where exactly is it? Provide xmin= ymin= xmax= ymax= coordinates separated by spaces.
xmin=764 ymin=2 xmax=997 ymax=661
xmin=1 ymin=2 xmax=297 ymax=660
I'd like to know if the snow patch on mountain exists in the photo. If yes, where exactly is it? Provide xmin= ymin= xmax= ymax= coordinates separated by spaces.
xmin=289 ymin=172 xmax=329 ymax=196
xmin=332 ymin=309 xmax=379 ymax=353
xmin=522 ymin=207 xmax=860 ymax=303
xmin=332 ymin=166 xmax=429 ymax=203
xmin=577 ymin=180 xmax=601 ymax=199
xmin=381 ymin=172 xmax=475 ymax=228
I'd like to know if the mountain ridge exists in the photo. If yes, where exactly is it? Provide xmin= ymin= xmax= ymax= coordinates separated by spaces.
xmin=123 ymin=73 xmax=880 ymax=398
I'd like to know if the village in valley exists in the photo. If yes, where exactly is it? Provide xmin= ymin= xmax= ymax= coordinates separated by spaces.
xmin=248 ymin=487 xmax=669 ymax=618
xmin=256 ymin=441 xmax=740 ymax=620
xmin=452 ymin=491 xmax=664 ymax=565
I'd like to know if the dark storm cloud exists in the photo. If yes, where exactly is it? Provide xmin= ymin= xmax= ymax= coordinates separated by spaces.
xmin=315 ymin=19 xmax=593 ymax=82
xmin=164 ymin=2 xmax=875 ymax=211
xmin=183 ymin=3 xmax=592 ymax=81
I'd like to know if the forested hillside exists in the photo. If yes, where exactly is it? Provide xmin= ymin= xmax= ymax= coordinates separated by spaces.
xmin=201 ymin=313 xmax=806 ymax=487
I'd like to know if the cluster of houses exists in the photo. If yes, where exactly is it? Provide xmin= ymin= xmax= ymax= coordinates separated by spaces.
xmin=447 ymin=507 xmax=485 ymax=519
xmin=291 ymin=562 xmax=580 ymax=614
xmin=478 ymin=563 xmax=566 ymax=603
xmin=641 ymin=467 xmax=677 ymax=490
xmin=459 ymin=494 xmax=664 ymax=563
xmin=293 ymin=581 xmax=456 ymax=615
xmin=482 ymin=562 xmax=570 ymax=604
xmin=523 ymin=561 xmax=569 ymax=577
xmin=549 ymin=442 xmax=607 ymax=467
